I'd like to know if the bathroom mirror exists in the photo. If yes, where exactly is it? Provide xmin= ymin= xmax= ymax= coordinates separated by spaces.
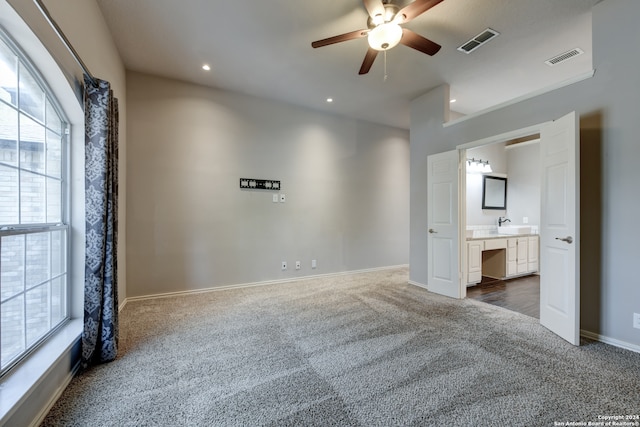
xmin=482 ymin=176 xmax=507 ymax=210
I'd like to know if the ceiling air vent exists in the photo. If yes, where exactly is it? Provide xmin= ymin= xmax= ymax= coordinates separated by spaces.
xmin=545 ymin=48 xmax=584 ymax=66
xmin=457 ymin=28 xmax=500 ymax=54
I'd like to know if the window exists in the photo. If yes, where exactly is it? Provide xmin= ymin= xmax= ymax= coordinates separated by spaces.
xmin=0 ymin=31 xmax=69 ymax=375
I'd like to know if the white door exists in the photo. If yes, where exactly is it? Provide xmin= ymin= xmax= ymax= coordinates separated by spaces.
xmin=540 ymin=111 xmax=580 ymax=345
xmin=427 ymin=150 xmax=461 ymax=298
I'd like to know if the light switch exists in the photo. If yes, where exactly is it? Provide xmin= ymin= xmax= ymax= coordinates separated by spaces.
xmin=280 ymin=194 xmax=286 ymax=203
xmin=523 ymin=217 xmax=529 ymax=224
xmin=272 ymin=194 xmax=278 ymax=203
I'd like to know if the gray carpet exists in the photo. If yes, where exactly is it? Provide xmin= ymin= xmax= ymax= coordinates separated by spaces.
xmin=42 ymin=268 xmax=640 ymax=426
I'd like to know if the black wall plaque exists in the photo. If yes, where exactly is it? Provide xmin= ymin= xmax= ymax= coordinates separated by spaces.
xmin=239 ymin=178 xmax=281 ymax=191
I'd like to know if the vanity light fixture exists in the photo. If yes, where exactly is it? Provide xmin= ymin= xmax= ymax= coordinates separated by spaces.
xmin=466 ymin=158 xmax=493 ymax=174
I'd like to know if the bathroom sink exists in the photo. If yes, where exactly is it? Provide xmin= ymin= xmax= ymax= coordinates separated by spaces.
xmin=497 ymin=225 xmax=532 ymax=235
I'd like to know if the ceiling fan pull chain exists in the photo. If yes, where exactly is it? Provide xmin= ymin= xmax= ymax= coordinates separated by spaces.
xmin=384 ymin=50 xmax=388 ymax=82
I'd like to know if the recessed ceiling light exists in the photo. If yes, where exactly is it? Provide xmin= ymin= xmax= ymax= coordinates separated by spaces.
xmin=326 ymin=98 xmax=333 ymax=103
xmin=450 ymin=99 xmax=457 ymax=103
xmin=202 ymin=64 xmax=211 ymax=71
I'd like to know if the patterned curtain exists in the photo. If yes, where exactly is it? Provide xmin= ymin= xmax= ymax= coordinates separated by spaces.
xmin=81 ymin=76 xmax=119 ymax=369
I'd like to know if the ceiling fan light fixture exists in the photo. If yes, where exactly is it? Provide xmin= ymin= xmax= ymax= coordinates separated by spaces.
xmin=368 ymin=22 xmax=402 ymax=51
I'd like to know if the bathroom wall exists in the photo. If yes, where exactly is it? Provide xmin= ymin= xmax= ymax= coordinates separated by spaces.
xmin=506 ymin=142 xmax=540 ymax=226
xmin=466 ymin=141 xmax=540 ymax=228
xmin=465 ymin=142 xmax=507 ymax=226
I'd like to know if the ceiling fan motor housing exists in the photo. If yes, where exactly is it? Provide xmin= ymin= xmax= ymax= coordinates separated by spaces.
xmin=367 ymin=3 xmax=400 ymax=28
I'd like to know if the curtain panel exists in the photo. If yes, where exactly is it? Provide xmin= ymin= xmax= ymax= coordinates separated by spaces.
xmin=81 ymin=76 xmax=119 ymax=369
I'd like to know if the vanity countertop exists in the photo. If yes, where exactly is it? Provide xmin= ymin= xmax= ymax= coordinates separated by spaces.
xmin=466 ymin=233 xmax=538 ymax=241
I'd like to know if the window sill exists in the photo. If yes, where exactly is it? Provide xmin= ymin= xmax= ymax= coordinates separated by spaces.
xmin=0 ymin=318 xmax=82 ymax=425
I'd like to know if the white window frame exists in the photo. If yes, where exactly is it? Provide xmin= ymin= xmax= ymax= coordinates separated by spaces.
xmin=0 ymin=29 xmax=70 ymax=377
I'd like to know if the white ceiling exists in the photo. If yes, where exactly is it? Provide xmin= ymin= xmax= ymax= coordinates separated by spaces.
xmin=94 ymin=0 xmax=598 ymax=129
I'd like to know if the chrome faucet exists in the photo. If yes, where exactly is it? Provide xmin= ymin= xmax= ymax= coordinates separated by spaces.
xmin=498 ymin=217 xmax=511 ymax=227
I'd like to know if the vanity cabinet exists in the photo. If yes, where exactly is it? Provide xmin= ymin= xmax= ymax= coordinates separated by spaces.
xmin=506 ymin=236 xmax=539 ymax=278
xmin=506 ymin=239 xmax=517 ymax=276
xmin=467 ymin=240 xmax=484 ymax=284
xmin=467 ymin=235 xmax=539 ymax=284
xmin=527 ymin=236 xmax=539 ymax=272
xmin=517 ymin=238 xmax=528 ymax=274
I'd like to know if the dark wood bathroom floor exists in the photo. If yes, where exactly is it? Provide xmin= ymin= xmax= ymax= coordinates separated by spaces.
xmin=466 ymin=275 xmax=540 ymax=318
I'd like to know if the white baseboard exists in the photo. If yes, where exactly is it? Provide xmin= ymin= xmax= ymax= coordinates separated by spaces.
xmin=408 ymin=280 xmax=428 ymax=290
xmin=580 ymin=329 xmax=640 ymax=354
xmin=122 ymin=264 xmax=409 ymax=305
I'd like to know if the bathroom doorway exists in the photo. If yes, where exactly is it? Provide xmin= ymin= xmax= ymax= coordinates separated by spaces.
xmin=463 ymin=135 xmax=541 ymax=318
xmin=452 ymin=112 xmax=580 ymax=344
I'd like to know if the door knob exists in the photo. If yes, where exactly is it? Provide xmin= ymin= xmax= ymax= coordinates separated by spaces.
xmin=428 ymin=228 xmax=437 ymax=234
xmin=555 ymin=236 xmax=573 ymax=244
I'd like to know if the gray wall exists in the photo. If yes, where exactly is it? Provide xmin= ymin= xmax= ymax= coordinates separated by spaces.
xmin=466 ymin=142 xmax=507 ymax=226
xmin=127 ymin=71 xmax=410 ymax=297
xmin=410 ymin=0 xmax=640 ymax=347
xmin=506 ymin=142 xmax=540 ymax=227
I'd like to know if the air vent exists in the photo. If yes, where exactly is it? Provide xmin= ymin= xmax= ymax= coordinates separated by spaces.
xmin=457 ymin=28 xmax=499 ymax=54
xmin=545 ymin=48 xmax=584 ymax=66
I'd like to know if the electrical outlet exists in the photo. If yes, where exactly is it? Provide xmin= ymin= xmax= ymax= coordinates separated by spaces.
xmin=311 ymin=259 xmax=317 ymax=269
xmin=281 ymin=261 xmax=287 ymax=271
xmin=523 ymin=217 xmax=529 ymax=224
xmin=295 ymin=261 xmax=301 ymax=270
xmin=633 ymin=313 xmax=640 ymax=329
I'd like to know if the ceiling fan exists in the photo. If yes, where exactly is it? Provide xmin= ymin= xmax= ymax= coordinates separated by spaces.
xmin=311 ymin=0 xmax=445 ymax=75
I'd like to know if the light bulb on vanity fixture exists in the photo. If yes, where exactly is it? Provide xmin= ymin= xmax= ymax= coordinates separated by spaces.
xmin=466 ymin=158 xmax=493 ymax=174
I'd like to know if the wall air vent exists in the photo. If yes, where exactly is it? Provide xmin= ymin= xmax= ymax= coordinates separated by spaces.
xmin=545 ymin=48 xmax=584 ymax=66
xmin=457 ymin=28 xmax=500 ymax=54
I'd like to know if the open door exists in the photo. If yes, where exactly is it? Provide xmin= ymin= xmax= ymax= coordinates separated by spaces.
xmin=540 ymin=111 xmax=580 ymax=345
xmin=427 ymin=150 xmax=461 ymax=298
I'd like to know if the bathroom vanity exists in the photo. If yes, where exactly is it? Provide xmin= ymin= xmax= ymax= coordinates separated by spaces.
xmin=466 ymin=234 xmax=539 ymax=285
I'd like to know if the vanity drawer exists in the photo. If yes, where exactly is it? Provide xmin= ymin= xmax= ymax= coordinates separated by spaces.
xmin=484 ymin=238 xmax=507 ymax=250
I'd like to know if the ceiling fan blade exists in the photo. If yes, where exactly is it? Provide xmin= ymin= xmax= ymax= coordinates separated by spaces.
xmin=359 ymin=48 xmax=379 ymax=75
xmin=362 ymin=0 xmax=385 ymax=20
xmin=399 ymin=28 xmax=441 ymax=55
xmin=311 ymin=29 xmax=369 ymax=48
xmin=395 ymin=0 xmax=444 ymax=24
